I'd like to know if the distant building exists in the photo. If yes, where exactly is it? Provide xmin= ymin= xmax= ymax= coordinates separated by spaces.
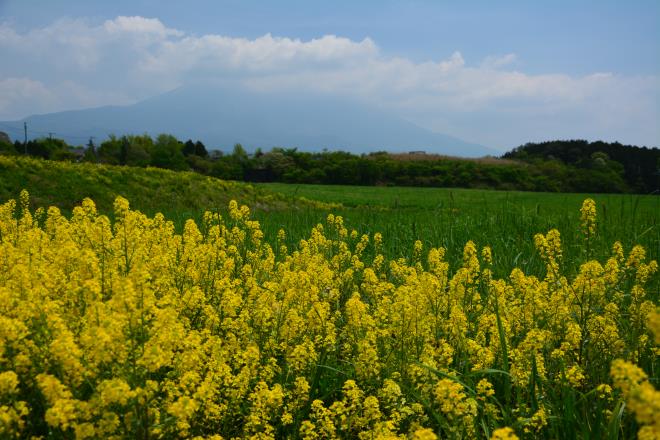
xmin=209 ymin=150 xmax=224 ymax=161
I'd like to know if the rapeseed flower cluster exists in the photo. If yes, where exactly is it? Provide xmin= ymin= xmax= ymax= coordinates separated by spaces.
xmin=0 ymin=192 xmax=657 ymax=439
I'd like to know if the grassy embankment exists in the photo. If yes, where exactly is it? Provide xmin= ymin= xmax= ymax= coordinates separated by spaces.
xmin=0 ymin=155 xmax=333 ymax=219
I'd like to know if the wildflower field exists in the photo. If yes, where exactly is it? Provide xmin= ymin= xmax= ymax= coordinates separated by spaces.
xmin=0 ymin=185 xmax=658 ymax=440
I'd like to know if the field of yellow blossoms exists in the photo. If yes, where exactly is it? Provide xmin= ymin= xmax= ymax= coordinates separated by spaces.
xmin=0 ymin=190 xmax=658 ymax=439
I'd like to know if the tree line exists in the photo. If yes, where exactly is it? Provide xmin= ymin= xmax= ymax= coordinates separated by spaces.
xmin=0 ymin=133 xmax=657 ymax=194
xmin=504 ymin=140 xmax=659 ymax=194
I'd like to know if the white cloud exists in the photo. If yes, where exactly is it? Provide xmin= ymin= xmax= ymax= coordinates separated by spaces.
xmin=0 ymin=77 xmax=133 ymax=120
xmin=103 ymin=16 xmax=183 ymax=38
xmin=0 ymin=78 xmax=56 ymax=118
xmin=139 ymin=32 xmax=378 ymax=76
xmin=481 ymin=53 xmax=517 ymax=69
xmin=0 ymin=16 xmax=657 ymax=148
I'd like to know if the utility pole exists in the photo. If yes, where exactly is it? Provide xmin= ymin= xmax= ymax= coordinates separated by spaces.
xmin=23 ymin=122 xmax=27 ymax=155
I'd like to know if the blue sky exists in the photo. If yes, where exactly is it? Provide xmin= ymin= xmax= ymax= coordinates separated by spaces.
xmin=0 ymin=0 xmax=658 ymax=148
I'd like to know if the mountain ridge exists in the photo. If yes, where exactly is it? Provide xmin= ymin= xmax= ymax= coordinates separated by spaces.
xmin=1 ymin=84 xmax=496 ymax=157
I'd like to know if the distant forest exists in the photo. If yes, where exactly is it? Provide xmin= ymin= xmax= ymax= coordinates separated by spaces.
xmin=1 ymin=133 xmax=658 ymax=194
xmin=504 ymin=140 xmax=659 ymax=194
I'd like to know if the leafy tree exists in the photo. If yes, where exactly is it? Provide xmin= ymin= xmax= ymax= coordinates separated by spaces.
xmin=0 ymin=137 xmax=15 ymax=155
xmin=82 ymin=137 xmax=97 ymax=162
xmin=98 ymin=135 xmax=153 ymax=166
xmin=21 ymin=137 xmax=72 ymax=160
xmin=211 ymin=158 xmax=243 ymax=180
xmin=504 ymin=139 xmax=659 ymax=193
xmin=124 ymin=135 xmax=152 ymax=166
xmin=150 ymin=134 xmax=187 ymax=170
xmin=98 ymin=136 xmax=122 ymax=164
xmin=183 ymin=140 xmax=196 ymax=157
xmin=232 ymin=143 xmax=249 ymax=163
xmin=119 ymin=138 xmax=129 ymax=165
xmin=194 ymin=141 xmax=208 ymax=158
xmin=183 ymin=139 xmax=209 ymax=158
xmin=186 ymin=154 xmax=212 ymax=174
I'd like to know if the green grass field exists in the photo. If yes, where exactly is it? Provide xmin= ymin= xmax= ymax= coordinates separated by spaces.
xmin=256 ymin=183 xmax=659 ymax=280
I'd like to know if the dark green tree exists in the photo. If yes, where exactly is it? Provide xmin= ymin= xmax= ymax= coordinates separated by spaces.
xmin=194 ymin=141 xmax=208 ymax=157
xmin=98 ymin=135 xmax=122 ymax=164
xmin=119 ymin=138 xmax=129 ymax=165
xmin=0 ymin=135 xmax=15 ymax=155
xmin=150 ymin=134 xmax=187 ymax=170
xmin=82 ymin=137 xmax=97 ymax=162
xmin=183 ymin=140 xmax=196 ymax=157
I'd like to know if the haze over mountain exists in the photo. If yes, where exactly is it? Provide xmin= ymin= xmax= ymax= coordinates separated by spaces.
xmin=1 ymin=85 xmax=495 ymax=157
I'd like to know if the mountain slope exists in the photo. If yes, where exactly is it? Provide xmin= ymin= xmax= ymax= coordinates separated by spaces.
xmin=2 ymin=85 xmax=495 ymax=157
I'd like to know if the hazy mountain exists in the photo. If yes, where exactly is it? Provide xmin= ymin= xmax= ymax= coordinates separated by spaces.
xmin=2 ymin=84 xmax=495 ymax=157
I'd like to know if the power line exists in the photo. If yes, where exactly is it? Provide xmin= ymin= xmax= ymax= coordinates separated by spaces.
xmin=0 ymin=121 xmax=104 ymax=147
xmin=2 ymin=121 xmax=162 ymax=145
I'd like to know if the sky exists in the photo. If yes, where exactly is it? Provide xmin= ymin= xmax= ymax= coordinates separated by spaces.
xmin=0 ymin=0 xmax=658 ymax=150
